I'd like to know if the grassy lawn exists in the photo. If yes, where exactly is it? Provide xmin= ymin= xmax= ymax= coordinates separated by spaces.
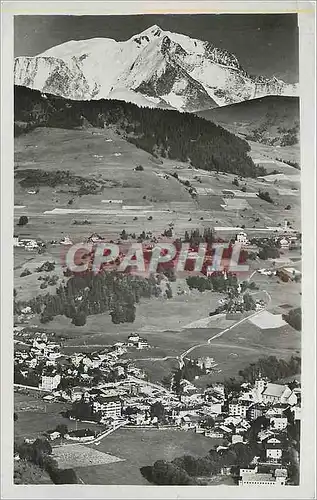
xmin=77 ymin=427 xmax=223 ymax=485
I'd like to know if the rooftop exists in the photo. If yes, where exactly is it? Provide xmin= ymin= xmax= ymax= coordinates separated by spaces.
xmin=241 ymin=473 xmax=275 ymax=483
xmin=262 ymin=383 xmax=287 ymax=398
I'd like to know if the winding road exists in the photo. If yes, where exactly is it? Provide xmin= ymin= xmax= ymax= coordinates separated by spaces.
xmin=176 ymin=286 xmax=271 ymax=368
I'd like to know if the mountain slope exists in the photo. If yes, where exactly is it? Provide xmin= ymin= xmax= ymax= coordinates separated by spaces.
xmin=197 ymin=96 xmax=300 ymax=147
xmin=14 ymin=25 xmax=298 ymax=112
xmin=14 ymin=85 xmax=264 ymax=178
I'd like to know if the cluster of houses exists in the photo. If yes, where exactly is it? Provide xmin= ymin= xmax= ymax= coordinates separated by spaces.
xmin=14 ymin=235 xmax=44 ymax=251
xmin=15 ymin=332 xmax=62 ymax=380
xmin=14 ymin=330 xmax=151 ymax=396
xmin=14 ymin=324 xmax=300 ymax=485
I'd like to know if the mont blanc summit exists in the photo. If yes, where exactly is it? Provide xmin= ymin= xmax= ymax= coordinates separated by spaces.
xmin=15 ymin=24 xmax=298 ymax=111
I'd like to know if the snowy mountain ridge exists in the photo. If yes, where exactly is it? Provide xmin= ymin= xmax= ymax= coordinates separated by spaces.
xmin=14 ymin=24 xmax=298 ymax=112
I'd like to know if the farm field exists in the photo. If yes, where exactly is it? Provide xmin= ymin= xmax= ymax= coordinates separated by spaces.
xmin=77 ymin=427 xmax=223 ymax=485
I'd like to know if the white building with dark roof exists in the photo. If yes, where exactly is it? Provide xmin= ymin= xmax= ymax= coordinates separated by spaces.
xmin=92 ymin=396 xmax=122 ymax=419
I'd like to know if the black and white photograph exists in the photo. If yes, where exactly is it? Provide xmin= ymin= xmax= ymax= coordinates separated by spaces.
xmin=1 ymin=1 xmax=316 ymax=497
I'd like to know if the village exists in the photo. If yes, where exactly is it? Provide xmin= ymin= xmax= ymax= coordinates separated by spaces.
xmin=14 ymin=317 xmax=301 ymax=487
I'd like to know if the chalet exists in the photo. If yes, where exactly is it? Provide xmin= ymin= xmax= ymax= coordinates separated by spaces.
xmin=127 ymin=333 xmax=140 ymax=346
xmin=269 ymin=415 xmax=288 ymax=431
xmin=197 ymin=357 xmax=215 ymax=372
xmin=279 ymin=237 xmax=290 ymax=250
xmin=48 ymin=431 xmax=60 ymax=441
xmin=136 ymin=338 xmax=149 ymax=350
xmin=264 ymin=437 xmax=283 ymax=463
xmin=235 ymin=231 xmax=249 ymax=246
xmin=87 ymin=233 xmax=104 ymax=243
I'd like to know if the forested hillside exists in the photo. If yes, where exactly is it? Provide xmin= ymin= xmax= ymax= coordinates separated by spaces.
xmin=15 ymin=85 xmax=263 ymax=177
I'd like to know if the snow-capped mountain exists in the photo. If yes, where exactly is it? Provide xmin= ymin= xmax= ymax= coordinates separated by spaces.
xmin=14 ymin=25 xmax=298 ymax=112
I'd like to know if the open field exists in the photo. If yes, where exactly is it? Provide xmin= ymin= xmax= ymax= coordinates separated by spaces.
xmin=24 ymin=285 xmax=223 ymax=340
xmin=77 ymin=427 xmax=223 ymax=484
xmin=14 ymin=392 xmax=104 ymax=440
xmin=53 ymin=444 xmax=123 ymax=469
xmin=248 ymin=310 xmax=287 ymax=329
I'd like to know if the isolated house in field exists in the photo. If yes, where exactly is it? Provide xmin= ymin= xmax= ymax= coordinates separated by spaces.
xmin=87 ymin=233 xmax=104 ymax=243
xmin=127 ymin=333 xmax=140 ymax=346
xmin=48 ymin=431 xmax=60 ymax=441
xmin=235 ymin=231 xmax=249 ymax=246
xmin=60 ymin=236 xmax=73 ymax=245
xmin=279 ymin=237 xmax=290 ymax=250
xmin=24 ymin=239 xmax=39 ymax=250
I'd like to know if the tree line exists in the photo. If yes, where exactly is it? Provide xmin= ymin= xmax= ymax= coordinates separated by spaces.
xmin=14 ymin=270 xmax=161 ymax=326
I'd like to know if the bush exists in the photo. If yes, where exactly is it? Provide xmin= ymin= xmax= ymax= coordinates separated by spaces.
xmin=71 ymin=311 xmax=87 ymax=326
xmin=148 ymin=460 xmax=195 ymax=485
xmin=18 ymin=215 xmax=29 ymax=226
xmin=20 ymin=268 xmax=32 ymax=277
xmin=283 ymin=307 xmax=301 ymax=331
xmin=258 ymin=246 xmax=280 ymax=260
xmin=232 ymin=178 xmax=239 ymax=187
xmin=35 ymin=261 xmax=55 ymax=272
xmin=257 ymin=190 xmax=274 ymax=203
xmin=49 ymin=468 xmax=78 ymax=484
